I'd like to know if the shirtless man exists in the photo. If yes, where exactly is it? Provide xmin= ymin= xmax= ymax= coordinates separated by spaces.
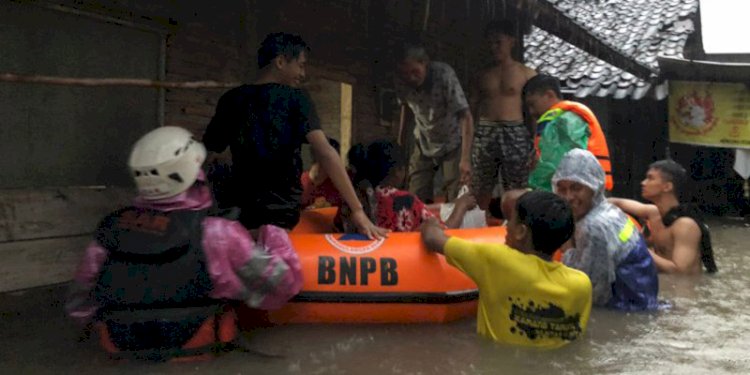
xmin=609 ymin=160 xmax=718 ymax=275
xmin=470 ymin=20 xmax=536 ymax=210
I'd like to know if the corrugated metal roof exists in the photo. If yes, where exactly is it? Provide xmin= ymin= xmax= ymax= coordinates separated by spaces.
xmin=525 ymin=0 xmax=699 ymax=100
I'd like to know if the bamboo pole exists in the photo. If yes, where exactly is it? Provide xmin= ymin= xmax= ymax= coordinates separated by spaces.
xmin=0 ymin=73 xmax=240 ymax=89
xmin=422 ymin=0 xmax=431 ymax=32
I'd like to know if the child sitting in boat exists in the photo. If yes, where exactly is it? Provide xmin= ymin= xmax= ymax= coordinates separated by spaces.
xmin=421 ymin=190 xmax=592 ymax=348
xmin=345 ymin=142 xmax=367 ymax=181
xmin=301 ymin=137 xmax=346 ymax=209
xmin=337 ymin=140 xmax=476 ymax=232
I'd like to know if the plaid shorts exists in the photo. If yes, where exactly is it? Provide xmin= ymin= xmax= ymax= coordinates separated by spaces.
xmin=471 ymin=120 xmax=533 ymax=195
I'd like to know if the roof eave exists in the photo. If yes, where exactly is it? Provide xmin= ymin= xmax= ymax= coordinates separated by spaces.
xmin=658 ymin=56 xmax=750 ymax=82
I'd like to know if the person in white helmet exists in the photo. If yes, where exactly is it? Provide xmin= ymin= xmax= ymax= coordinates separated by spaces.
xmin=65 ymin=126 xmax=303 ymax=361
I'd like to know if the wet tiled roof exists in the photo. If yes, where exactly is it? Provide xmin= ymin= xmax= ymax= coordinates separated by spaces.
xmin=524 ymin=0 xmax=699 ymax=100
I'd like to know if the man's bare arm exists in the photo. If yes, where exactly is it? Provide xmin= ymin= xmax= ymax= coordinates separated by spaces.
xmin=468 ymin=72 xmax=482 ymax=122
xmin=608 ymin=198 xmax=656 ymax=218
xmin=458 ymin=109 xmax=474 ymax=185
xmin=421 ymin=217 xmax=450 ymax=254
xmin=443 ymin=193 xmax=477 ymax=229
xmin=609 ymin=198 xmax=664 ymax=231
xmin=650 ymin=218 xmax=702 ymax=274
xmin=522 ymin=65 xmax=538 ymax=151
xmin=523 ymin=65 xmax=538 ymax=80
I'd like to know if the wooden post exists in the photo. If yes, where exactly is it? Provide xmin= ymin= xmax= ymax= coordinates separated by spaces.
xmin=340 ymin=82 xmax=353 ymax=165
xmin=422 ymin=0 xmax=431 ymax=32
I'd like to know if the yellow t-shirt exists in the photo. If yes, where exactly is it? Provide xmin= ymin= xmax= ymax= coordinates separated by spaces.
xmin=445 ymin=237 xmax=593 ymax=349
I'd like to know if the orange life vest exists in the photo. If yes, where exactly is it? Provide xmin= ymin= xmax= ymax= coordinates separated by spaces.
xmin=536 ymin=101 xmax=613 ymax=191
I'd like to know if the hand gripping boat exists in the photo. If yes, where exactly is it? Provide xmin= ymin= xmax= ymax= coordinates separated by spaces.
xmin=267 ymin=207 xmax=507 ymax=324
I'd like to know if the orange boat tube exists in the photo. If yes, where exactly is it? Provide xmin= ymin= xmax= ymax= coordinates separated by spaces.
xmin=267 ymin=207 xmax=506 ymax=324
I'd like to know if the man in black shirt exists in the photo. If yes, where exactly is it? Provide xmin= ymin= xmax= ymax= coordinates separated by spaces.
xmin=203 ymin=32 xmax=386 ymax=238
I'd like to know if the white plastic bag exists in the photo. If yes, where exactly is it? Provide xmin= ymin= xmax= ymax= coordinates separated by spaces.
xmin=439 ymin=185 xmax=487 ymax=228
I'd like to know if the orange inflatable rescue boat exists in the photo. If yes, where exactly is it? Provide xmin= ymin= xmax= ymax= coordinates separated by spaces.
xmin=267 ymin=207 xmax=506 ymax=324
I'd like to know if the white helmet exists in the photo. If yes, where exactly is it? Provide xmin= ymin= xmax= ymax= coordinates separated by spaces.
xmin=128 ymin=126 xmax=206 ymax=200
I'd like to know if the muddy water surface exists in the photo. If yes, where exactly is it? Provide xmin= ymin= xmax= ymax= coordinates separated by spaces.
xmin=1 ymin=218 xmax=747 ymax=374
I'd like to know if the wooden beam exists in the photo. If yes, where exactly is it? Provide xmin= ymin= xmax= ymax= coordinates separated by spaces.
xmin=0 ymin=187 xmax=131 ymax=243
xmin=0 ymin=73 xmax=240 ymax=89
xmin=0 ymin=235 xmax=90 ymax=293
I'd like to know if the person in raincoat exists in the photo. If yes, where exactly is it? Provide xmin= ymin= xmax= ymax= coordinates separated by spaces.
xmin=523 ymin=74 xmax=612 ymax=192
xmin=552 ymin=149 xmax=658 ymax=311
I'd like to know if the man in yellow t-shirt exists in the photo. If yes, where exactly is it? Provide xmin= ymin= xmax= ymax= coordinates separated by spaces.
xmin=421 ymin=190 xmax=592 ymax=348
